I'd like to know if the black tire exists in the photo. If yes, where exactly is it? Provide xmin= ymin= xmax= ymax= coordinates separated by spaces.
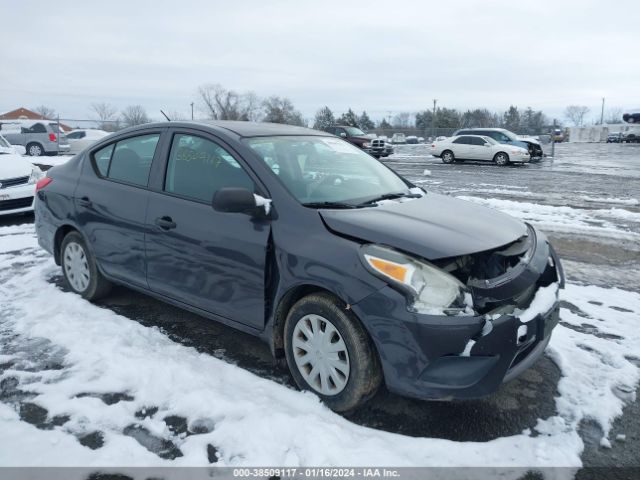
xmin=60 ymin=231 xmax=112 ymax=300
xmin=441 ymin=150 xmax=455 ymax=164
xmin=284 ymin=292 xmax=382 ymax=412
xmin=494 ymin=152 xmax=510 ymax=166
xmin=26 ymin=142 xmax=44 ymax=157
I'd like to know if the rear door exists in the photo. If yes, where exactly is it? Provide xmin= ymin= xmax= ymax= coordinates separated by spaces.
xmin=75 ymin=130 xmax=165 ymax=288
xmin=144 ymin=129 xmax=271 ymax=329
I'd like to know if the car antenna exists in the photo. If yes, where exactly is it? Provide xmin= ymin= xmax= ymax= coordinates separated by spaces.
xmin=160 ymin=110 xmax=171 ymax=121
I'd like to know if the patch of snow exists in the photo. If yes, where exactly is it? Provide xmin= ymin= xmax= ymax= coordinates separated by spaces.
xmin=515 ymin=283 xmax=559 ymax=323
xmin=459 ymin=340 xmax=475 ymax=357
xmin=580 ymin=195 xmax=639 ymax=206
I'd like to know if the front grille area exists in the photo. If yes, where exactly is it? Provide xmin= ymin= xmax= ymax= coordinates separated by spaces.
xmin=0 ymin=196 xmax=33 ymax=211
xmin=371 ymin=139 xmax=385 ymax=148
xmin=0 ymin=175 xmax=30 ymax=189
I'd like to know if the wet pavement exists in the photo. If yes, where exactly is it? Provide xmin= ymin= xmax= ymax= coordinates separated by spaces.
xmin=1 ymin=142 xmax=639 ymax=474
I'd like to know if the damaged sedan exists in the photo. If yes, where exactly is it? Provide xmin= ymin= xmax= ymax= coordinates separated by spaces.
xmin=34 ymin=121 xmax=564 ymax=412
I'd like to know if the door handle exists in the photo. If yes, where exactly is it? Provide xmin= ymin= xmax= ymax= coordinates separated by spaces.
xmin=155 ymin=216 xmax=177 ymax=230
xmin=77 ymin=196 xmax=92 ymax=208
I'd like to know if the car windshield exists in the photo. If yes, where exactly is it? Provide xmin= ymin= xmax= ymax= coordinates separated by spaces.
xmin=344 ymin=127 xmax=365 ymax=136
xmin=245 ymin=136 xmax=410 ymax=206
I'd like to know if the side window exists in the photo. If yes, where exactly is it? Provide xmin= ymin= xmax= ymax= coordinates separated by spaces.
xmin=28 ymin=123 xmax=47 ymax=133
xmin=453 ymin=136 xmax=469 ymax=144
xmin=164 ymin=133 xmax=254 ymax=203
xmin=92 ymin=134 xmax=159 ymax=186
xmin=471 ymin=137 xmax=486 ymax=145
xmin=93 ymin=144 xmax=114 ymax=176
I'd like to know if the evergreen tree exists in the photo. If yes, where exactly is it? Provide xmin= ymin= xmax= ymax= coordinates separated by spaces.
xmin=358 ymin=111 xmax=375 ymax=131
xmin=313 ymin=106 xmax=335 ymax=130
xmin=337 ymin=108 xmax=359 ymax=127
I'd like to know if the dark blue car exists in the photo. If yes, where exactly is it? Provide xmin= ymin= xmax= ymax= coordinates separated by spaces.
xmin=34 ymin=121 xmax=564 ymax=411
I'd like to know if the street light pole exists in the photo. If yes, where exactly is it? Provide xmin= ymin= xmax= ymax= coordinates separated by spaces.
xmin=431 ymin=99 xmax=437 ymax=139
xmin=600 ymin=97 xmax=605 ymax=125
xmin=191 ymin=102 xmax=194 ymax=120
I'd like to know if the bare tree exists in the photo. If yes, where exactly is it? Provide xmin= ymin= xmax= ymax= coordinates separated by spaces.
xmin=564 ymin=105 xmax=590 ymax=127
xmin=90 ymin=102 xmax=118 ymax=130
xmin=604 ymin=108 xmax=623 ymax=124
xmin=33 ymin=105 xmax=57 ymax=119
xmin=121 ymin=105 xmax=149 ymax=127
xmin=392 ymin=112 xmax=411 ymax=128
xmin=197 ymin=84 xmax=261 ymax=121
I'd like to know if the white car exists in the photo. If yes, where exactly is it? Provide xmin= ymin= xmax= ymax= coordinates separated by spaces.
xmin=0 ymin=133 xmax=26 ymax=155
xmin=65 ymin=129 xmax=110 ymax=154
xmin=0 ymin=151 xmax=45 ymax=215
xmin=429 ymin=135 xmax=530 ymax=166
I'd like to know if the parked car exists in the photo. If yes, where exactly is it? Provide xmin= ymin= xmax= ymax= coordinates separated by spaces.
xmin=622 ymin=130 xmax=640 ymax=143
xmin=622 ymin=112 xmax=640 ymax=123
xmin=0 ymin=133 xmax=26 ymax=155
xmin=606 ymin=132 xmax=623 ymax=143
xmin=66 ymin=129 xmax=110 ymax=154
xmin=0 ymin=120 xmax=70 ymax=156
xmin=0 ymin=151 xmax=44 ymax=216
xmin=417 ymin=137 xmax=425 ymax=143
xmin=405 ymin=135 xmax=419 ymax=144
xmin=323 ymin=125 xmax=391 ymax=158
xmin=453 ymin=128 xmax=543 ymax=158
xmin=390 ymin=133 xmax=406 ymax=144
xmin=35 ymin=121 xmax=564 ymax=412
xmin=430 ymin=135 xmax=530 ymax=166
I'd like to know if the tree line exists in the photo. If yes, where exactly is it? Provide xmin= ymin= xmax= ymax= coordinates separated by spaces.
xmin=30 ymin=83 xmax=621 ymax=133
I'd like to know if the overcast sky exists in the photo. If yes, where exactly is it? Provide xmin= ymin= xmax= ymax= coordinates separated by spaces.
xmin=1 ymin=0 xmax=637 ymax=124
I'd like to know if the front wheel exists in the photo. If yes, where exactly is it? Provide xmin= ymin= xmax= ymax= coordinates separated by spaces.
xmin=494 ymin=152 xmax=510 ymax=166
xmin=441 ymin=150 xmax=455 ymax=164
xmin=61 ymin=231 xmax=112 ymax=300
xmin=284 ymin=293 xmax=382 ymax=412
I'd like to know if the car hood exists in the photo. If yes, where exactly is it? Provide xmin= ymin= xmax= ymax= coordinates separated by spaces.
xmin=516 ymin=136 xmax=541 ymax=146
xmin=0 ymin=154 xmax=35 ymax=179
xmin=319 ymin=192 xmax=527 ymax=260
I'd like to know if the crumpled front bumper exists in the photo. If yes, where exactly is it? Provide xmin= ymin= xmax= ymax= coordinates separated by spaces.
xmin=351 ymin=234 xmax=564 ymax=401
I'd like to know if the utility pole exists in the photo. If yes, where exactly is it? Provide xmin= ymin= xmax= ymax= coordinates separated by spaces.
xmin=190 ymin=102 xmax=194 ymax=120
xmin=600 ymin=97 xmax=605 ymax=125
xmin=431 ymin=99 xmax=437 ymax=139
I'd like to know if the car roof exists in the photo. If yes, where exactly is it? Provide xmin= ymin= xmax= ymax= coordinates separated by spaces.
xmin=458 ymin=127 xmax=506 ymax=132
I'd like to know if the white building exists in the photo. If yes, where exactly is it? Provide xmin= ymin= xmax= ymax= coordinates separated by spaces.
xmin=568 ymin=123 xmax=640 ymax=142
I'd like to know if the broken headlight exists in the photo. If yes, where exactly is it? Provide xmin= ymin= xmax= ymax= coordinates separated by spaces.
xmin=361 ymin=244 xmax=474 ymax=316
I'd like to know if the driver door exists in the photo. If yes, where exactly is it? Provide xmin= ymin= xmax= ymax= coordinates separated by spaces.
xmin=144 ymin=130 xmax=271 ymax=329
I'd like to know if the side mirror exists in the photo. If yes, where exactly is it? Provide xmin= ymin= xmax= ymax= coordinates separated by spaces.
xmin=339 ymin=132 xmax=347 ymax=138
xmin=212 ymin=187 xmax=256 ymax=214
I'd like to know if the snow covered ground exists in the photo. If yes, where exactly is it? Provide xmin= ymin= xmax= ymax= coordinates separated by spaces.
xmin=0 ymin=143 xmax=639 ymax=475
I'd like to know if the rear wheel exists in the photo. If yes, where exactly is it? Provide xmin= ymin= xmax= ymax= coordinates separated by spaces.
xmin=441 ymin=150 xmax=455 ymax=164
xmin=284 ymin=293 xmax=382 ymax=412
xmin=26 ymin=142 xmax=43 ymax=157
xmin=494 ymin=152 xmax=510 ymax=166
xmin=61 ymin=231 xmax=112 ymax=300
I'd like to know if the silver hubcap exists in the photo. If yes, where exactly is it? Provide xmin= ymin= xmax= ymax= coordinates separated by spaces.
xmin=292 ymin=314 xmax=350 ymax=396
xmin=497 ymin=154 xmax=507 ymax=165
xmin=29 ymin=145 xmax=42 ymax=156
xmin=443 ymin=153 xmax=452 ymax=162
xmin=63 ymin=242 xmax=90 ymax=292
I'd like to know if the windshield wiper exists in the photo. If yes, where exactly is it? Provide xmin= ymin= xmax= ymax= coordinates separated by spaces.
xmin=302 ymin=201 xmax=361 ymax=209
xmin=357 ymin=192 xmax=421 ymax=206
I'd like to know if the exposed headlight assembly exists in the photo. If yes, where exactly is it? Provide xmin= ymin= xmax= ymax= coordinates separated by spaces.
xmin=361 ymin=244 xmax=474 ymax=316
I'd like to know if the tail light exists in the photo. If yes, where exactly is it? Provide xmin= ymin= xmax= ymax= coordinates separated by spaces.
xmin=36 ymin=177 xmax=53 ymax=192
xmin=49 ymin=133 xmax=57 ymax=142
xmin=431 ymin=144 xmax=435 ymax=147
